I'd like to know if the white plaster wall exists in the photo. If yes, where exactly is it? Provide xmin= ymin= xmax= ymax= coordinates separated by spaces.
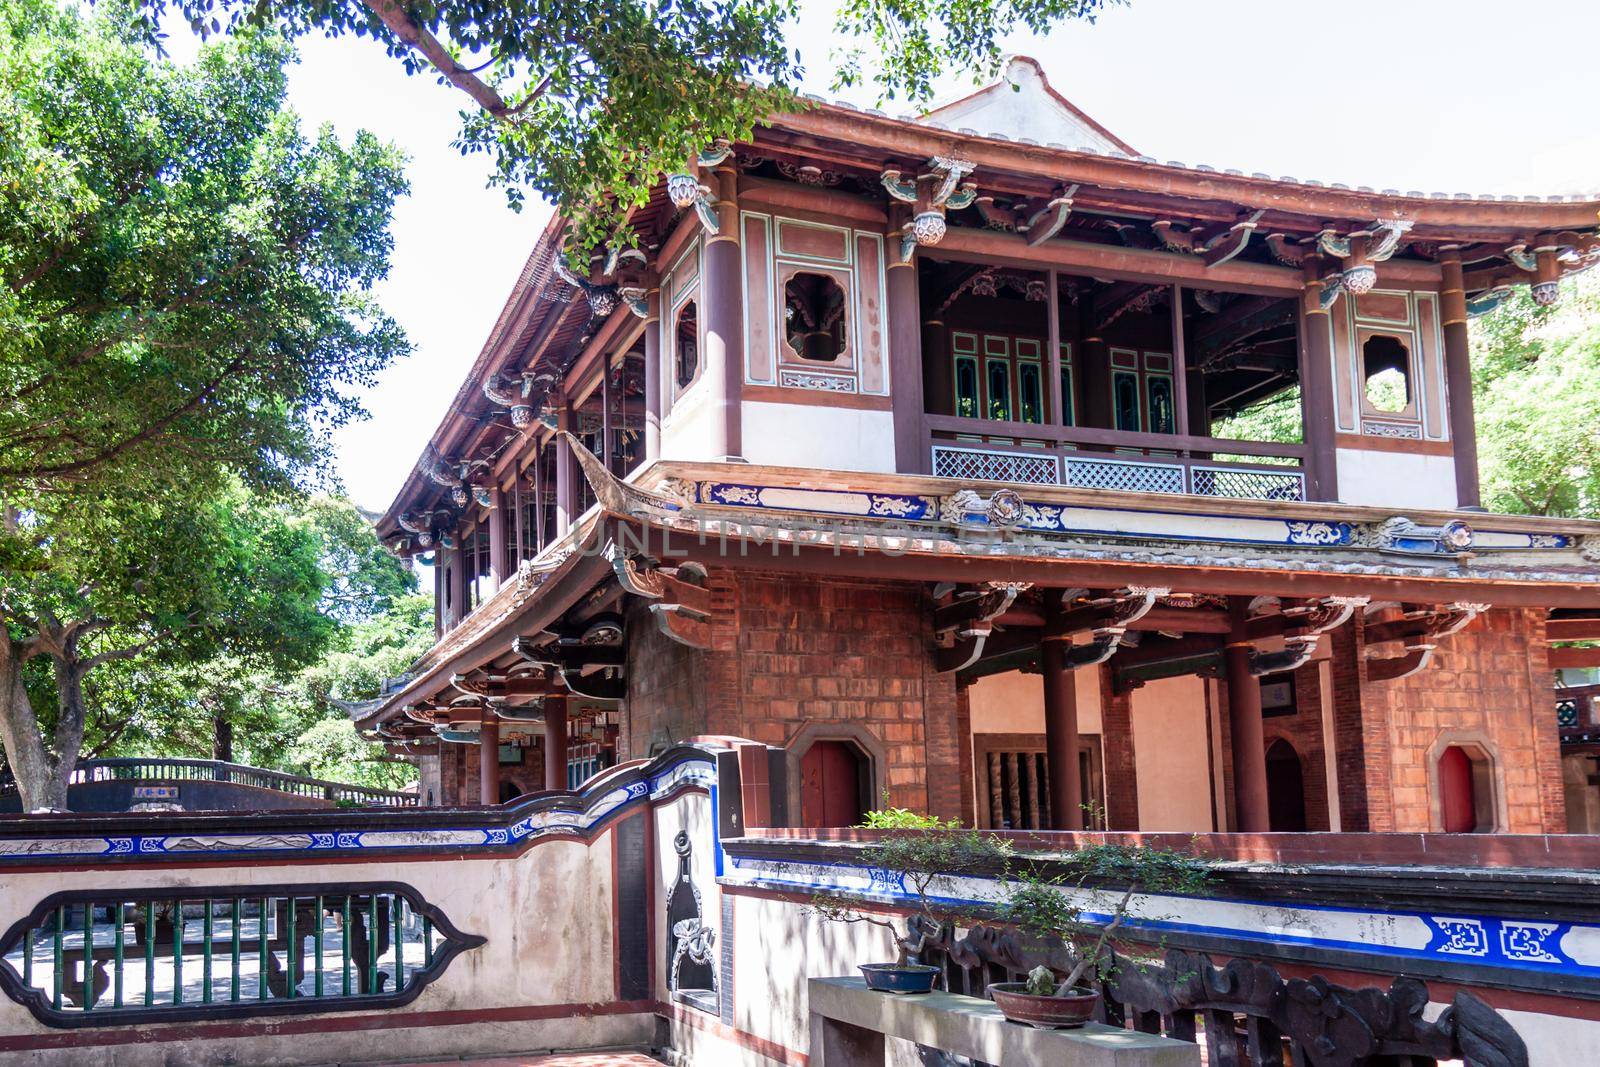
xmin=738 ymin=400 xmax=897 ymax=473
xmin=1334 ymin=447 xmax=1458 ymax=511
xmin=661 ymin=380 xmax=725 ymax=462
xmin=0 ymin=830 xmax=632 ymax=1066
xmin=731 ymin=891 xmax=898 ymax=1057
xmin=968 ymin=668 xmax=1103 ymax=735
xmin=1503 ymin=1006 xmax=1600 ymax=1066
xmin=1130 ymin=675 xmax=1215 ymax=832
xmin=918 ymin=58 xmax=1124 ymax=154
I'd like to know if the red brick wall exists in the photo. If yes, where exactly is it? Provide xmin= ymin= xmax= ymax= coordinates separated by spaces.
xmin=1331 ymin=608 xmax=1562 ymax=834
xmin=623 ymin=569 xmax=963 ymax=818
xmin=434 ymin=739 xmax=544 ymax=806
xmin=1258 ymin=664 xmax=1332 ymax=832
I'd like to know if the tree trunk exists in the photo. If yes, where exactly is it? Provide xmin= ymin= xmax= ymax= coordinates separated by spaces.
xmin=212 ymin=716 xmax=234 ymax=763
xmin=0 ymin=635 xmax=67 ymax=811
xmin=44 ymin=656 xmax=89 ymax=811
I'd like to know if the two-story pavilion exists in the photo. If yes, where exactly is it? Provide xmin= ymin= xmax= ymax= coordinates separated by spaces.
xmin=359 ymin=58 xmax=1600 ymax=837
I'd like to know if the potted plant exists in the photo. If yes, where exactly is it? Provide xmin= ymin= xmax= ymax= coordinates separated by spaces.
xmin=988 ymin=842 xmax=1210 ymax=1028
xmin=808 ymin=806 xmax=1009 ymax=995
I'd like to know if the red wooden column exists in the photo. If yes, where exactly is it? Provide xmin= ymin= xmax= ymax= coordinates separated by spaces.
xmin=486 ymin=488 xmax=508 ymax=593
xmin=643 ymin=287 xmax=662 ymax=462
xmin=479 ymin=714 xmax=501 ymax=806
xmin=554 ymin=397 xmax=575 ymax=536
xmin=701 ymin=164 xmax=743 ymax=461
xmin=544 ymin=696 xmax=569 ymax=792
xmin=1298 ymin=268 xmax=1340 ymax=502
xmin=1225 ymin=597 xmax=1270 ymax=831
xmin=1439 ymin=252 xmax=1481 ymax=509
xmin=886 ymin=209 xmax=926 ymax=473
xmin=1040 ymin=629 xmax=1084 ymax=830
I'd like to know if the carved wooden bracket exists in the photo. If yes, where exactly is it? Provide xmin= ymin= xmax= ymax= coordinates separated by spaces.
xmin=1364 ymin=602 xmax=1487 ymax=682
xmin=608 ymin=546 xmax=713 ymax=650
xmin=933 ymin=582 xmax=1028 ymax=673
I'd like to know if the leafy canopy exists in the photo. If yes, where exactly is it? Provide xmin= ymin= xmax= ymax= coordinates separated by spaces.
xmin=1472 ymin=273 xmax=1600 ymax=518
xmin=0 ymin=0 xmax=408 ymax=497
xmin=129 ymin=0 xmax=1119 ymax=261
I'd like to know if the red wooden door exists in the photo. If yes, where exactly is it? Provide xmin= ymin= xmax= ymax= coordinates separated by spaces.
xmin=1439 ymin=747 xmax=1477 ymax=832
xmin=800 ymin=741 xmax=864 ymax=828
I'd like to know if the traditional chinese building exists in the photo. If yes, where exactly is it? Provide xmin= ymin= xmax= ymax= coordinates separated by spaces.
xmin=359 ymin=57 xmax=1600 ymax=838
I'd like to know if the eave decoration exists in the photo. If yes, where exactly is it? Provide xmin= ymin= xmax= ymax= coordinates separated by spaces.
xmin=666 ymin=142 xmax=733 ymax=236
xmin=1152 ymin=209 xmax=1267 ymax=268
xmin=1315 ymin=218 xmax=1414 ymax=297
xmin=1363 ymin=602 xmax=1488 ymax=682
xmin=609 ymin=543 xmax=714 ymax=650
xmin=934 ymin=582 xmax=1030 ymax=673
xmin=972 ymin=183 xmax=1079 ymax=247
xmin=882 ymin=156 xmax=978 ymax=263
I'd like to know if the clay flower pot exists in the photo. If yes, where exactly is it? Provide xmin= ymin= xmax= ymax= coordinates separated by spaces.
xmin=859 ymin=963 xmax=941 ymax=994
xmin=988 ymin=982 xmax=1101 ymax=1028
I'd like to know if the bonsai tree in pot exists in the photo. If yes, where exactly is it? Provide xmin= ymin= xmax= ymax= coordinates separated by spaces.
xmin=989 ymin=842 xmax=1211 ymax=1028
xmin=807 ymin=805 xmax=1010 ymax=994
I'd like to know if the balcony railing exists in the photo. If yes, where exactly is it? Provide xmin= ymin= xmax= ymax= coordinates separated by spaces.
xmin=924 ymin=414 xmax=1308 ymax=502
xmin=0 ymin=758 xmax=416 ymax=808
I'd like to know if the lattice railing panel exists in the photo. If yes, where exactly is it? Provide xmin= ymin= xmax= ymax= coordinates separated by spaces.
xmin=1191 ymin=465 xmax=1305 ymax=502
xmin=0 ymin=883 xmax=481 ymax=1026
xmin=931 ymin=446 xmax=1058 ymax=486
xmin=1063 ymin=457 xmax=1185 ymax=495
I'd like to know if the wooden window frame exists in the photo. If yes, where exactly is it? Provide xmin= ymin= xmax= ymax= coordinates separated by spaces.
xmin=971 ymin=732 xmax=1105 ymax=831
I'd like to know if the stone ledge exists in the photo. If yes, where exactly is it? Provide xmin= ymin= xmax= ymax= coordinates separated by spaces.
xmin=808 ymin=977 xmax=1199 ymax=1066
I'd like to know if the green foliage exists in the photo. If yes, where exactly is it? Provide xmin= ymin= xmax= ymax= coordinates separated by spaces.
xmin=1471 ymin=273 xmax=1600 ymax=518
xmin=807 ymin=806 xmax=1009 ymax=960
xmin=998 ymin=842 xmax=1210 ymax=991
xmin=832 ymin=0 xmax=1119 ymax=105
xmin=0 ymin=0 xmax=408 ymax=497
xmin=131 ymin=0 xmax=1119 ymax=263
xmin=1210 ymin=384 xmax=1303 ymax=446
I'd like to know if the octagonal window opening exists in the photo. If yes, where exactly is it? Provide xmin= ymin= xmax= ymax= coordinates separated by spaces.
xmin=784 ymin=272 xmax=849 ymax=364
xmin=1362 ymin=334 xmax=1412 ymax=414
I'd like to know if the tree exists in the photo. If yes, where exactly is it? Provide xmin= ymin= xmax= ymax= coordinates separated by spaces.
xmin=77 ymin=528 xmax=429 ymax=791
xmin=0 ymin=0 xmax=408 ymax=497
xmin=133 ymin=0 xmax=1120 ymax=260
xmin=0 ymin=481 xmax=339 ymax=809
xmin=1472 ymin=273 xmax=1600 ymax=518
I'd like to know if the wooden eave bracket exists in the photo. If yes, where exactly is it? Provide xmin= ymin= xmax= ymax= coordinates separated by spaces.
xmin=933 ymin=582 xmax=1029 ymax=673
xmin=610 ymin=546 xmax=714 ymax=650
xmin=1363 ymin=602 xmax=1487 ymax=682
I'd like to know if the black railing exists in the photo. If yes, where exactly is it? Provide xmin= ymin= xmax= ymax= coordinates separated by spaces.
xmin=0 ymin=759 xmax=414 ymax=808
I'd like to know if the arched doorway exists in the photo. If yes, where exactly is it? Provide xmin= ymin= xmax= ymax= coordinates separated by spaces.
xmin=799 ymin=740 xmax=867 ymax=827
xmin=1265 ymin=738 xmax=1307 ymax=832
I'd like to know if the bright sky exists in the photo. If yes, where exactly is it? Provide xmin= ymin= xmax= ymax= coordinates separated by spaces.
xmin=270 ymin=0 xmax=1600 ymax=512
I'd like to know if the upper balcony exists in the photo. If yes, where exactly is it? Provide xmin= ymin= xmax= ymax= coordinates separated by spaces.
xmin=914 ymin=261 xmax=1311 ymax=502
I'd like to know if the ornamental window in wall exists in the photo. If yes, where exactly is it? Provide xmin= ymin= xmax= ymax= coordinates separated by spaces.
xmin=1330 ymin=289 xmax=1447 ymax=443
xmin=0 ymin=883 xmax=482 ymax=1028
xmin=741 ymin=213 xmax=889 ymax=396
xmin=675 ymin=300 xmax=700 ymax=391
xmin=1362 ymin=334 xmax=1413 ymax=416
xmin=784 ymin=272 xmax=849 ymax=363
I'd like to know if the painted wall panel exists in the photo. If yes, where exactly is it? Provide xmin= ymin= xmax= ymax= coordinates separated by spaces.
xmin=739 ymin=400 xmax=896 ymax=473
xmin=853 ymin=232 xmax=888 ymax=395
xmin=743 ymin=212 xmax=776 ymax=385
xmin=1334 ymin=447 xmax=1458 ymax=510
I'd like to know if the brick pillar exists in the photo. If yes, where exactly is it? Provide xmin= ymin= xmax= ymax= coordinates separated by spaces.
xmin=1099 ymin=667 xmax=1140 ymax=830
xmin=1327 ymin=618 xmax=1375 ymax=830
xmin=955 ymin=682 xmax=976 ymax=827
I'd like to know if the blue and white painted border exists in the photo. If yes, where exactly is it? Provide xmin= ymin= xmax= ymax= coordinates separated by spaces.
xmin=721 ymin=851 xmax=1600 ymax=987
xmin=0 ymin=750 xmax=720 ymax=864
